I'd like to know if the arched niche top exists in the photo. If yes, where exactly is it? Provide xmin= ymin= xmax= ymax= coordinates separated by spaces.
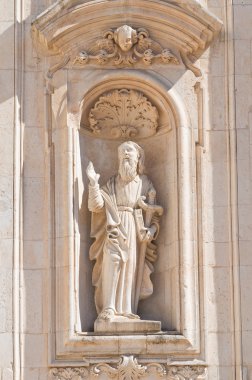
xmin=76 ymin=72 xmax=188 ymax=142
xmin=32 ymin=0 xmax=222 ymax=76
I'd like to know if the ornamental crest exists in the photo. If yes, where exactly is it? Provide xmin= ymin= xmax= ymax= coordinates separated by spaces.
xmin=117 ymin=356 xmax=146 ymax=380
xmin=74 ymin=25 xmax=179 ymax=67
xmin=90 ymin=356 xmax=166 ymax=380
xmin=49 ymin=358 xmax=206 ymax=380
xmin=84 ymin=89 xmax=159 ymax=140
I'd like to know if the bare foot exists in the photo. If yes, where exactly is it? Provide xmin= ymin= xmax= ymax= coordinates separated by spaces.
xmin=97 ymin=308 xmax=115 ymax=320
xmin=123 ymin=312 xmax=140 ymax=319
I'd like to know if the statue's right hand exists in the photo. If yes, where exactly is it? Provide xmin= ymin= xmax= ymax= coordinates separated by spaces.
xmin=86 ymin=161 xmax=100 ymax=186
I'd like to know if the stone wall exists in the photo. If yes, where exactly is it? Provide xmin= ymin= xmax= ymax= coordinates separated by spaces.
xmin=0 ymin=0 xmax=252 ymax=379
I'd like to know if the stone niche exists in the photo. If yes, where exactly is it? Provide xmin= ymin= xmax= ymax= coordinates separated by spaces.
xmin=32 ymin=0 xmax=222 ymax=371
xmin=52 ymin=67 xmax=196 ymax=357
xmin=77 ymin=78 xmax=177 ymax=332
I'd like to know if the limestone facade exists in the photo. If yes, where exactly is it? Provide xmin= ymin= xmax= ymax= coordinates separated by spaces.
xmin=0 ymin=0 xmax=252 ymax=379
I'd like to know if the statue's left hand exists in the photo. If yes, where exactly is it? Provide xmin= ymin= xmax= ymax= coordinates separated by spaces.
xmin=145 ymin=247 xmax=158 ymax=263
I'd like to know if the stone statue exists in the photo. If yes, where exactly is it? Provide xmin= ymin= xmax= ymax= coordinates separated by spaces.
xmin=86 ymin=141 xmax=163 ymax=332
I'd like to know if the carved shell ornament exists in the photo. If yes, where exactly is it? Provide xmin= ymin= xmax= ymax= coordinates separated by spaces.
xmin=74 ymin=25 xmax=179 ymax=67
xmin=86 ymin=89 xmax=159 ymax=140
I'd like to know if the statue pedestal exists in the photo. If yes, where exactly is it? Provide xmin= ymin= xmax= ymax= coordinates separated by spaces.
xmin=94 ymin=316 xmax=161 ymax=333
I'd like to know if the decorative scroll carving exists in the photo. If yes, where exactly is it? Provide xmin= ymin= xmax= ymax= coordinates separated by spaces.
xmin=146 ymin=363 xmax=167 ymax=377
xmin=86 ymin=89 xmax=159 ymax=140
xmin=74 ymin=25 xmax=179 ymax=67
xmin=46 ymin=55 xmax=70 ymax=79
xmin=49 ymin=359 xmax=205 ymax=380
xmin=91 ymin=362 xmax=118 ymax=378
xmin=49 ymin=367 xmax=89 ymax=380
xmin=167 ymin=366 xmax=206 ymax=380
xmin=180 ymin=52 xmax=202 ymax=78
xmin=92 ymin=356 xmax=166 ymax=380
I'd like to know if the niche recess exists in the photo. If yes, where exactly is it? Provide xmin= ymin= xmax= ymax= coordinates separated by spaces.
xmin=77 ymin=78 xmax=177 ymax=332
xmin=32 ymin=0 xmax=222 ymax=365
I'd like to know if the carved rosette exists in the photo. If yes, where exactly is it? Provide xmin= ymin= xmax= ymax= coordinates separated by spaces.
xmin=49 ymin=357 xmax=206 ymax=380
xmin=74 ymin=25 xmax=179 ymax=68
xmin=85 ymin=89 xmax=159 ymax=140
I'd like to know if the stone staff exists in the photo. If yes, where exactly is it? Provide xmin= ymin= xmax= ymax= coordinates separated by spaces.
xmin=134 ymin=192 xmax=163 ymax=313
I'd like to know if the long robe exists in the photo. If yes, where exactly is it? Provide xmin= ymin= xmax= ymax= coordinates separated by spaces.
xmin=88 ymin=174 xmax=158 ymax=315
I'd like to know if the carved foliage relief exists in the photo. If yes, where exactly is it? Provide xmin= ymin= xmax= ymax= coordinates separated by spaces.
xmin=49 ymin=367 xmax=89 ymax=380
xmin=74 ymin=25 xmax=179 ymax=67
xmin=49 ymin=357 xmax=206 ymax=380
xmin=84 ymin=89 xmax=159 ymax=139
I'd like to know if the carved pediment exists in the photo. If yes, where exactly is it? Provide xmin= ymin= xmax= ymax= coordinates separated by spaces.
xmin=82 ymin=89 xmax=159 ymax=140
xmin=74 ymin=25 xmax=179 ymax=67
xmin=31 ymin=0 xmax=222 ymax=77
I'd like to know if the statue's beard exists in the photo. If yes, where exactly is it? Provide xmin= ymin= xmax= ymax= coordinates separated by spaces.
xmin=119 ymin=159 xmax=138 ymax=182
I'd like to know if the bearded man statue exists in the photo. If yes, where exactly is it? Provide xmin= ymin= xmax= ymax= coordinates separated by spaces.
xmin=86 ymin=141 xmax=162 ymax=328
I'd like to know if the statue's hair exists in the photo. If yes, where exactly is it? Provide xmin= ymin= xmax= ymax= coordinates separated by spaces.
xmin=118 ymin=141 xmax=145 ymax=175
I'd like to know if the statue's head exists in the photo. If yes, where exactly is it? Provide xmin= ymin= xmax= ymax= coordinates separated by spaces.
xmin=118 ymin=141 xmax=145 ymax=182
xmin=114 ymin=25 xmax=137 ymax=52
